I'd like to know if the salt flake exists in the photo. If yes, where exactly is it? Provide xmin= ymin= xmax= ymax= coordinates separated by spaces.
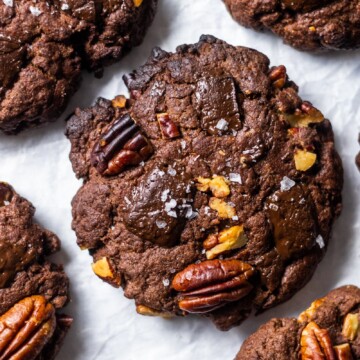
xmin=280 ymin=176 xmax=296 ymax=192
xmin=167 ymin=166 xmax=176 ymax=176
xmin=156 ymin=220 xmax=167 ymax=229
xmin=316 ymin=235 xmax=325 ymax=249
xmin=61 ymin=3 xmax=69 ymax=10
xmin=229 ymin=173 xmax=242 ymax=184
xmin=124 ymin=196 xmax=131 ymax=205
xmin=161 ymin=189 xmax=170 ymax=202
xmin=162 ymin=279 xmax=170 ymax=287
xmin=29 ymin=6 xmax=42 ymax=16
xmin=3 ymin=0 xmax=13 ymax=7
xmin=215 ymin=119 xmax=228 ymax=131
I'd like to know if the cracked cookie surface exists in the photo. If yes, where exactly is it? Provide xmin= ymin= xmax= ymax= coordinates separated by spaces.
xmin=0 ymin=182 xmax=71 ymax=359
xmin=236 ymin=285 xmax=360 ymax=359
xmin=0 ymin=0 xmax=157 ymax=134
xmin=66 ymin=35 xmax=343 ymax=330
xmin=222 ymin=0 xmax=360 ymax=51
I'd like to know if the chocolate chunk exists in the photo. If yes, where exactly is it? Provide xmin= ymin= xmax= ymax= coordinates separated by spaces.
xmin=195 ymin=77 xmax=241 ymax=135
xmin=266 ymin=185 xmax=318 ymax=260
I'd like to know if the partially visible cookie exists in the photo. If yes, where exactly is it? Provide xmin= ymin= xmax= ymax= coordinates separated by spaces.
xmin=0 ymin=182 xmax=71 ymax=360
xmin=236 ymin=285 xmax=360 ymax=359
xmin=0 ymin=0 xmax=157 ymax=134
xmin=222 ymin=0 xmax=360 ymax=51
xmin=66 ymin=35 xmax=343 ymax=331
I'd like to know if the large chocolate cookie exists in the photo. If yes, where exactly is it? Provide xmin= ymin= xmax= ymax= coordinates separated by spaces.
xmin=66 ymin=35 xmax=343 ymax=330
xmin=0 ymin=0 xmax=157 ymax=134
xmin=236 ymin=285 xmax=360 ymax=359
xmin=0 ymin=182 xmax=71 ymax=359
xmin=222 ymin=0 xmax=360 ymax=51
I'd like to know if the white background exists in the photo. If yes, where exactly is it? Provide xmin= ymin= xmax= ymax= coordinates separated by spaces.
xmin=1 ymin=1 xmax=360 ymax=359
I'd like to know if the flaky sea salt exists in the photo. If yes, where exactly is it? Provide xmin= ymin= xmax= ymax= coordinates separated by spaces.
xmin=316 ymin=235 xmax=325 ymax=249
xmin=162 ymin=279 xmax=170 ymax=287
xmin=232 ymin=215 xmax=239 ymax=221
xmin=180 ymin=140 xmax=187 ymax=150
xmin=161 ymin=189 xmax=170 ymax=202
xmin=124 ymin=196 xmax=131 ymax=205
xmin=61 ymin=2 xmax=69 ymax=10
xmin=204 ymin=206 xmax=210 ymax=215
xmin=165 ymin=199 xmax=177 ymax=212
xmin=167 ymin=210 xmax=177 ymax=218
xmin=29 ymin=6 xmax=42 ymax=16
xmin=280 ymin=176 xmax=296 ymax=192
xmin=156 ymin=220 xmax=167 ymax=229
xmin=167 ymin=166 xmax=176 ymax=176
xmin=3 ymin=0 xmax=13 ymax=7
xmin=3 ymin=201 xmax=10 ymax=206
xmin=215 ymin=119 xmax=228 ymax=131
xmin=229 ymin=173 xmax=242 ymax=184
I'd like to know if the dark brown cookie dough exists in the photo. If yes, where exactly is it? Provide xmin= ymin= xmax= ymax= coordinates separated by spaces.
xmin=236 ymin=285 xmax=360 ymax=359
xmin=0 ymin=0 xmax=157 ymax=134
xmin=222 ymin=0 xmax=360 ymax=51
xmin=0 ymin=182 xmax=71 ymax=359
xmin=66 ymin=35 xmax=343 ymax=330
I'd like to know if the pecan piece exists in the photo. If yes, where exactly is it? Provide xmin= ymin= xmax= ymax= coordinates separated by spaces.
xmin=92 ymin=257 xmax=121 ymax=287
xmin=300 ymin=321 xmax=336 ymax=360
xmin=172 ymin=259 xmax=255 ymax=314
xmin=334 ymin=344 xmax=354 ymax=360
xmin=136 ymin=305 xmax=172 ymax=318
xmin=156 ymin=113 xmax=181 ymax=139
xmin=285 ymin=101 xmax=324 ymax=128
xmin=204 ymin=225 xmax=248 ymax=260
xmin=91 ymin=114 xmax=153 ymax=176
xmin=269 ymin=65 xmax=287 ymax=89
xmin=0 ymin=182 xmax=13 ymax=207
xmin=342 ymin=313 xmax=359 ymax=341
xmin=0 ymin=296 xmax=56 ymax=360
xmin=196 ymin=176 xmax=230 ymax=198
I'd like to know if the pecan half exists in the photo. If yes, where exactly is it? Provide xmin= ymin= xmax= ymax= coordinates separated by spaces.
xmin=300 ymin=321 xmax=336 ymax=360
xmin=0 ymin=296 xmax=56 ymax=360
xmin=172 ymin=259 xmax=255 ymax=314
xmin=156 ymin=113 xmax=181 ymax=139
xmin=91 ymin=114 xmax=153 ymax=176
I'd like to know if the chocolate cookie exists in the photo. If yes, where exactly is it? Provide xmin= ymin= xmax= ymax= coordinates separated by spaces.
xmin=0 ymin=0 xmax=157 ymax=134
xmin=66 ymin=35 xmax=343 ymax=330
xmin=0 ymin=182 xmax=71 ymax=359
xmin=222 ymin=0 xmax=360 ymax=51
xmin=236 ymin=285 xmax=360 ymax=359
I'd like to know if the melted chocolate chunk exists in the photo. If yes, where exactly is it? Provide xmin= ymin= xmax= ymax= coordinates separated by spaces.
xmin=120 ymin=163 xmax=194 ymax=247
xmin=195 ymin=77 xmax=241 ymax=135
xmin=0 ymin=242 xmax=37 ymax=288
xmin=266 ymin=185 xmax=318 ymax=260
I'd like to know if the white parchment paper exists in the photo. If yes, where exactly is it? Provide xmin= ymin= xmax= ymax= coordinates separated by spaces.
xmin=1 ymin=1 xmax=360 ymax=359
